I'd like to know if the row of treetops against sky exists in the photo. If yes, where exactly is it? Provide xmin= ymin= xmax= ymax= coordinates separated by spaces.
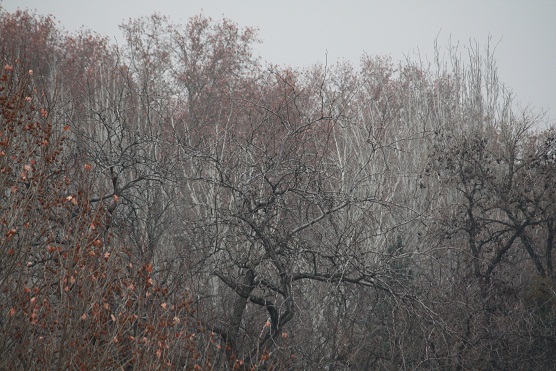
xmin=1 ymin=8 xmax=556 ymax=371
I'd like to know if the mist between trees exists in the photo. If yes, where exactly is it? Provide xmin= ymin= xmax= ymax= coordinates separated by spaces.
xmin=0 ymin=9 xmax=555 ymax=371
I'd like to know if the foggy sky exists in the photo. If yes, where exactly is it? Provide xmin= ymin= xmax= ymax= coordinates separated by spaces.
xmin=2 ymin=0 xmax=554 ymax=125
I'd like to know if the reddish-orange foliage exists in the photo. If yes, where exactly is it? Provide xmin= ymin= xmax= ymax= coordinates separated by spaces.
xmin=0 ymin=15 xmax=210 ymax=369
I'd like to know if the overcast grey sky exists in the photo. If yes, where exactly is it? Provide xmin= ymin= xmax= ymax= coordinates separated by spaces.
xmin=2 ymin=0 xmax=555 ymax=124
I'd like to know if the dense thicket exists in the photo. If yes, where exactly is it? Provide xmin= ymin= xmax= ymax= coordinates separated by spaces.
xmin=1 ymin=9 xmax=554 ymax=370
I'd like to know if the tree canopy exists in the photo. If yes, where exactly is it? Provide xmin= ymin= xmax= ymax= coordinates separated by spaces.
xmin=0 ymin=9 xmax=554 ymax=370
